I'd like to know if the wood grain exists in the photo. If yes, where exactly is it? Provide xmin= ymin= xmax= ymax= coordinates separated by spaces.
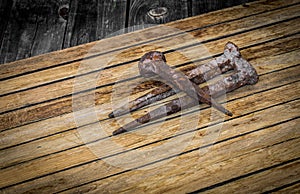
xmin=191 ymin=0 xmax=250 ymax=16
xmin=0 ymin=8 xmax=299 ymax=131
xmin=30 ymin=0 xmax=69 ymax=57
xmin=63 ymin=0 xmax=127 ymax=48
xmin=1 ymin=3 xmax=299 ymax=97
xmin=129 ymin=0 xmax=188 ymax=26
xmin=201 ymin=160 xmax=300 ymax=193
xmin=1 ymin=37 xmax=299 ymax=160
xmin=1 ymin=80 xmax=299 ymax=191
xmin=0 ymin=0 xmax=266 ymax=64
xmin=0 ymin=0 xmax=299 ymax=193
xmin=2 ymin=107 xmax=298 ymax=192
xmin=0 ymin=0 xmax=12 ymax=49
xmin=0 ymin=0 xmax=38 ymax=64
xmin=62 ymin=125 xmax=300 ymax=193
xmin=0 ymin=0 xmax=295 ymax=79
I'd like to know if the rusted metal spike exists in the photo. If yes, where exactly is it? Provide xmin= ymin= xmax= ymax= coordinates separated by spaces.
xmin=138 ymin=57 xmax=233 ymax=116
xmin=109 ymin=42 xmax=237 ymax=118
xmin=112 ymin=42 xmax=258 ymax=135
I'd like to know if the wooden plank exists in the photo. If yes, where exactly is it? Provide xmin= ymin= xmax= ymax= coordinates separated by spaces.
xmin=1 ymin=65 xmax=299 ymax=178
xmin=0 ymin=76 xmax=299 ymax=190
xmin=0 ymin=11 xmax=299 ymax=131
xmin=66 ymin=137 xmax=300 ymax=194
xmin=0 ymin=2 xmax=299 ymax=192
xmin=272 ymin=182 xmax=300 ymax=193
xmin=0 ymin=0 xmax=38 ymax=64
xmin=191 ymin=0 xmax=251 ymax=16
xmin=63 ymin=0 xmax=127 ymax=48
xmin=1 ymin=29 xmax=299 ymax=163
xmin=129 ymin=0 xmax=188 ymax=26
xmin=0 ymin=0 xmax=296 ymax=79
xmin=30 ymin=0 xmax=69 ymax=57
xmin=1 ymin=106 xmax=298 ymax=192
xmin=1 ymin=59 xmax=298 ymax=169
xmin=0 ymin=45 xmax=298 ymax=164
xmin=201 ymin=160 xmax=300 ymax=193
xmin=0 ymin=39 xmax=299 ymax=164
xmin=0 ymin=0 xmax=13 ymax=51
xmin=63 ymin=0 xmax=98 ymax=47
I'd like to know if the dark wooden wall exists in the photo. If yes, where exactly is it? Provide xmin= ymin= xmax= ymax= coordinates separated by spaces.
xmin=0 ymin=0 xmax=253 ymax=64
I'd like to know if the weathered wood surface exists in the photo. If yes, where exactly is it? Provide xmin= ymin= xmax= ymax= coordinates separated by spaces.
xmin=63 ymin=0 xmax=127 ymax=48
xmin=129 ymin=0 xmax=189 ymax=26
xmin=0 ymin=0 xmax=12 ymax=47
xmin=0 ymin=0 xmax=253 ymax=64
xmin=191 ymin=0 xmax=255 ymax=16
xmin=0 ymin=0 xmax=127 ymax=64
xmin=0 ymin=0 xmax=300 ymax=193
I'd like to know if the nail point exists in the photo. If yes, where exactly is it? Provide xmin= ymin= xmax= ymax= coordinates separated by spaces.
xmin=112 ymin=128 xmax=127 ymax=136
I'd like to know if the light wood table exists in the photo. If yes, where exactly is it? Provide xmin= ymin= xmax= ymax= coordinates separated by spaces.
xmin=1 ymin=0 xmax=299 ymax=193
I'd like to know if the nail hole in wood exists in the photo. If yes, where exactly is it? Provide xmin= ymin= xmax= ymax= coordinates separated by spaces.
xmin=147 ymin=7 xmax=169 ymax=24
xmin=58 ymin=6 xmax=69 ymax=20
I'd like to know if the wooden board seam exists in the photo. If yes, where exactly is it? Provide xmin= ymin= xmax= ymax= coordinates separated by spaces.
xmin=188 ymin=157 xmax=300 ymax=193
xmin=48 ymin=121 xmax=300 ymax=193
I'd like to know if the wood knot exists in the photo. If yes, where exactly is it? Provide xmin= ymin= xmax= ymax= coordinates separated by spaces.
xmin=58 ymin=6 xmax=69 ymax=20
xmin=147 ymin=7 xmax=169 ymax=24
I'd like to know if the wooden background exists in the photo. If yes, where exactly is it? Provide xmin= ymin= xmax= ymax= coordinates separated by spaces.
xmin=0 ymin=0 xmax=253 ymax=64
xmin=0 ymin=0 xmax=299 ymax=192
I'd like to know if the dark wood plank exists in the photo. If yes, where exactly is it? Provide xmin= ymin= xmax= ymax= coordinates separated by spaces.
xmin=0 ymin=0 xmax=13 ymax=50
xmin=0 ymin=0 xmax=38 ymax=64
xmin=30 ymin=0 xmax=70 ymax=56
xmin=129 ymin=0 xmax=188 ymax=26
xmin=191 ymin=0 xmax=253 ymax=16
xmin=96 ymin=0 xmax=128 ymax=38
xmin=63 ymin=0 xmax=127 ymax=48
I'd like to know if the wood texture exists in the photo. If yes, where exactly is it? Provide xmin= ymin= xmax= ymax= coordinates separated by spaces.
xmin=0 ymin=0 xmax=254 ymax=64
xmin=129 ymin=0 xmax=188 ymax=26
xmin=30 ymin=0 xmax=69 ymax=57
xmin=0 ymin=0 xmax=12 ymax=48
xmin=0 ymin=0 xmax=293 ymax=79
xmin=1 ymin=1 xmax=299 ymax=130
xmin=0 ymin=0 xmax=38 ymax=64
xmin=191 ymin=0 xmax=252 ymax=16
xmin=0 ymin=0 xmax=299 ymax=193
xmin=63 ymin=0 xmax=127 ymax=48
xmin=0 ymin=0 xmax=128 ymax=64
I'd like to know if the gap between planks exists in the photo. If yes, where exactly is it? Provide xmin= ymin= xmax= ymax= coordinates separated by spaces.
xmin=196 ymin=159 xmax=300 ymax=193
